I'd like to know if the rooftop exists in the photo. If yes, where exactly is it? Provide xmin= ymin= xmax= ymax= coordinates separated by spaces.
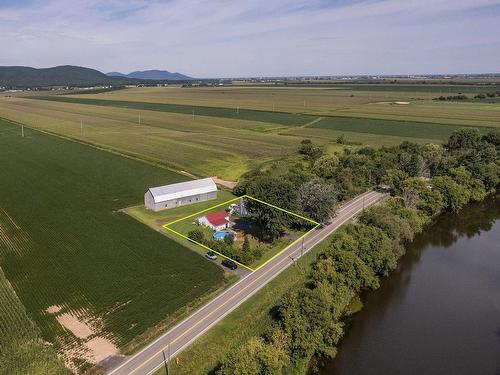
xmin=148 ymin=178 xmax=217 ymax=203
xmin=205 ymin=210 xmax=229 ymax=227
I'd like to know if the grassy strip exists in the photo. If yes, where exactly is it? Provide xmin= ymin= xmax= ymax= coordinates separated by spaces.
xmin=28 ymin=96 xmax=313 ymax=126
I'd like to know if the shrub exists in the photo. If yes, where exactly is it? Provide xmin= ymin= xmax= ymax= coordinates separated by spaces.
xmin=187 ymin=228 xmax=205 ymax=243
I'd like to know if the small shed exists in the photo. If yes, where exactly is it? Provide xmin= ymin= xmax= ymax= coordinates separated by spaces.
xmin=144 ymin=178 xmax=217 ymax=212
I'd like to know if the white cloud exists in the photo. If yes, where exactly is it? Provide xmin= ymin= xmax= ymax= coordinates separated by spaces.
xmin=0 ymin=0 xmax=499 ymax=76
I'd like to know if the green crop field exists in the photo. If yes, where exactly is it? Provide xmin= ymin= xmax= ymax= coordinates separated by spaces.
xmin=0 ymin=266 xmax=68 ymax=375
xmin=308 ymin=116 xmax=489 ymax=139
xmin=65 ymin=85 xmax=500 ymax=127
xmin=0 ymin=118 xmax=225 ymax=371
xmin=29 ymin=95 xmax=313 ymax=126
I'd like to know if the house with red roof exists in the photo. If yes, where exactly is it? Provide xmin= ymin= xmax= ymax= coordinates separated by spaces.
xmin=197 ymin=210 xmax=231 ymax=231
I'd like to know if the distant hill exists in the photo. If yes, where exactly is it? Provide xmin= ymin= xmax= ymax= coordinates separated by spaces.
xmin=107 ymin=69 xmax=192 ymax=80
xmin=106 ymin=71 xmax=128 ymax=77
xmin=0 ymin=65 xmax=135 ymax=87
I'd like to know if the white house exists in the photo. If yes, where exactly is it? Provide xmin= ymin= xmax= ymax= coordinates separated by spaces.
xmin=197 ymin=210 xmax=230 ymax=231
xmin=144 ymin=178 xmax=217 ymax=212
xmin=229 ymin=198 xmax=248 ymax=216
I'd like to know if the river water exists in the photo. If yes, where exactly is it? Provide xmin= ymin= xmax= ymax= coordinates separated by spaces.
xmin=321 ymin=195 xmax=500 ymax=375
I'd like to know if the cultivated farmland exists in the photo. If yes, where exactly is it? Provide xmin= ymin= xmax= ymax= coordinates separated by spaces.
xmin=1 ymin=84 xmax=499 ymax=181
xmin=0 ymin=266 xmax=68 ymax=375
xmin=66 ymin=85 xmax=500 ymax=127
xmin=0 ymin=97 xmax=301 ymax=180
xmin=308 ymin=116 xmax=487 ymax=139
xmin=0 ymin=118 xmax=225 ymax=372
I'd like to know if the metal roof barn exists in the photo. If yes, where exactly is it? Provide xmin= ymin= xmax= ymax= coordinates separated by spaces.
xmin=144 ymin=178 xmax=217 ymax=211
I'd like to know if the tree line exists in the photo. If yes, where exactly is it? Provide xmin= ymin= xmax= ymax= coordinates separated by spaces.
xmin=216 ymin=127 xmax=499 ymax=374
xmin=434 ymin=90 xmax=500 ymax=101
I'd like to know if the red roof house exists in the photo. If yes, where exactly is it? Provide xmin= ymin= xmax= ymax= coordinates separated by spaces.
xmin=198 ymin=210 xmax=230 ymax=231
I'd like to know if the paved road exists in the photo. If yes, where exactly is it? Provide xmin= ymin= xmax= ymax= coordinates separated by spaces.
xmin=108 ymin=190 xmax=386 ymax=375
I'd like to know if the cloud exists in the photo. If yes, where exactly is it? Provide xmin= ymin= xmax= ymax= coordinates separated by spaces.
xmin=0 ymin=0 xmax=499 ymax=76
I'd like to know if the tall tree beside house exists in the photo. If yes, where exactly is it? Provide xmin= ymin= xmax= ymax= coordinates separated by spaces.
xmin=298 ymin=180 xmax=338 ymax=224
xmin=241 ymin=175 xmax=299 ymax=240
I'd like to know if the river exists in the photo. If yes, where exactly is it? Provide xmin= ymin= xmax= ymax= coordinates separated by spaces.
xmin=321 ymin=195 xmax=500 ymax=375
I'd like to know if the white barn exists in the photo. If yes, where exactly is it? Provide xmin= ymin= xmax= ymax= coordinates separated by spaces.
xmin=144 ymin=178 xmax=217 ymax=212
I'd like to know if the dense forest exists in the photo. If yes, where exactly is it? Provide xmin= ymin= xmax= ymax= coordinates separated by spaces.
xmin=217 ymin=128 xmax=499 ymax=374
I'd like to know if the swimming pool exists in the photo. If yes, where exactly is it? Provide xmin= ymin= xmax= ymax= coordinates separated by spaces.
xmin=213 ymin=230 xmax=235 ymax=240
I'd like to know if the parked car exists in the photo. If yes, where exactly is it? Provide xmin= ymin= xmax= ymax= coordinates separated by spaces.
xmin=205 ymin=251 xmax=217 ymax=260
xmin=221 ymin=259 xmax=238 ymax=270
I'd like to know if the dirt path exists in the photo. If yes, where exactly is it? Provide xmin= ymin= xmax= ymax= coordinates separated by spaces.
xmin=212 ymin=176 xmax=237 ymax=190
xmin=300 ymin=116 xmax=323 ymax=128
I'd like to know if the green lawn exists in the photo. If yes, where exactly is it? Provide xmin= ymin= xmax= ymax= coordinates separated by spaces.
xmin=166 ymin=197 xmax=314 ymax=270
xmin=0 ymin=118 xmax=225 ymax=370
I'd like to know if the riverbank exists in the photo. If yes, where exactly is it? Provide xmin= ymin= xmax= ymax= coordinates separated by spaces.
xmin=156 ymin=128 xmax=499 ymax=374
xmin=320 ymin=194 xmax=500 ymax=375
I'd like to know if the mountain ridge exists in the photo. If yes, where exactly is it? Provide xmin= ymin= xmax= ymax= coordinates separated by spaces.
xmin=106 ymin=69 xmax=192 ymax=80
xmin=0 ymin=65 xmax=137 ymax=87
xmin=0 ymin=65 xmax=193 ymax=87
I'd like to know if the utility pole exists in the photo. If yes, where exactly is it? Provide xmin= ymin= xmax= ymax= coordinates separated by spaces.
xmin=21 ymin=125 xmax=24 ymax=138
xmin=80 ymin=120 xmax=83 ymax=135
xmin=162 ymin=350 xmax=168 ymax=375
xmin=168 ymin=339 xmax=171 ymax=375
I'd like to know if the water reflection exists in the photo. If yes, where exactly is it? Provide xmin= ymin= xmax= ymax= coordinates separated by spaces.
xmin=320 ymin=195 xmax=500 ymax=375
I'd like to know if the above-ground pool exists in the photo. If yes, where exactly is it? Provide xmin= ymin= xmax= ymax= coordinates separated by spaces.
xmin=213 ymin=230 xmax=235 ymax=240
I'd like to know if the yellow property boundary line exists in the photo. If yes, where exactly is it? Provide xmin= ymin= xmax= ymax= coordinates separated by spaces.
xmin=163 ymin=195 xmax=320 ymax=272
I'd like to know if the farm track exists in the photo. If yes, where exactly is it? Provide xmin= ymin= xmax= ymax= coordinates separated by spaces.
xmin=300 ymin=116 xmax=324 ymax=128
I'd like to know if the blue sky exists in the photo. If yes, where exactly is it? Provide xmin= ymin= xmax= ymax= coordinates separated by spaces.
xmin=1 ymin=0 xmax=499 ymax=77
